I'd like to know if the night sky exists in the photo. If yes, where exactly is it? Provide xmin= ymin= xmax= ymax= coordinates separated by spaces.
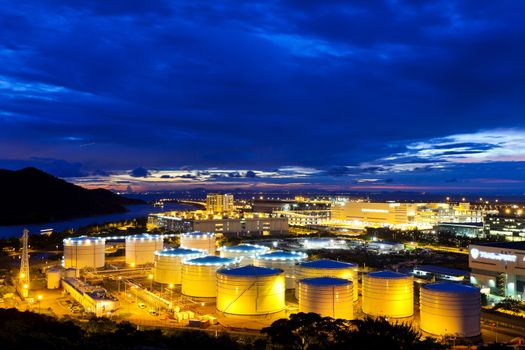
xmin=1 ymin=1 xmax=525 ymax=193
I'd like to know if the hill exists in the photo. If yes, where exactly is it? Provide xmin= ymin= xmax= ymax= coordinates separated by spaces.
xmin=0 ymin=167 xmax=144 ymax=225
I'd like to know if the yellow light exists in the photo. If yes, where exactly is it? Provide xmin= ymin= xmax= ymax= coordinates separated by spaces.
xmin=118 ymin=276 xmax=122 ymax=280
xmin=20 ymin=273 xmax=25 ymax=279
xmin=130 ymin=262 xmax=136 ymax=267
xmin=23 ymin=284 xmax=28 ymax=289
xmin=37 ymin=295 xmax=43 ymax=300
xmin=169 ymin=284 xmax=174 ymax=289
xmin=148 ymin=274 xmax=153 ymax=279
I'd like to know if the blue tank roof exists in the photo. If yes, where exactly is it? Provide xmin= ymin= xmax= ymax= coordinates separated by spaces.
xmin=367 ymin=270 xmax=409 ymax=279
xmin=299 ymin=259 xmax=356 ymax=269
xmin=256 ymin=250 xmax=307 ymax=260
xmin=185 ymin=255 xmax=236 ymax=265
xmin=423 ymin=282 xmax=480 ymax=293
xmin=222 ymin=244 xmax=268 ymax=252
xmin=300 ymin=277 xmax=352 ymax=286
xmin=218 ymin=265 xmax=282 ymax=277
xmin=155 ymin=248 xmax=204 ymax=256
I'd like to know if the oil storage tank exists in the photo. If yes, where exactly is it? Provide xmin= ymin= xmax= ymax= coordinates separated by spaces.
xmin=420 ymin=283 xmax=480 ymax=337
xmin=216 ymin=265 xmax=285 ymax=316
xmin=63 ymin=236 xmax=105 ymax=269
xmin=254 ymin=250 xmax=307 ymax=289
xmin=182 ymin=256 xmax=238 ymax=297
xmin=153 ymin=248 xmax=205 ymax=284
xmin=295 ymin=259 xmax=358 ymax=300
xmin=220 ymin=244 xmax=269 ymax=265
xmin=47 ymin=268 xmax=62 ymax=289
xmin=362 ymin=271 xmax=413 ymax=318
xmin=125 ymin=234 xmax=164 ymax=266
xmin=180 ymin=232 xmax=216 ymax=254
xmin=298 ymin=277 xmax=354 ymax=320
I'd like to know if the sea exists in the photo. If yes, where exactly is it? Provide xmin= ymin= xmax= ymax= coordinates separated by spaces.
xmin=0 ymin=202 xmax=194 ymax=239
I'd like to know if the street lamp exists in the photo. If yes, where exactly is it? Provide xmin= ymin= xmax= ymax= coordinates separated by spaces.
xmin=37 ymin=294 xmax=43 ymax=313
xmin=148 ymin=274 xmax=153 ymax=290
xmin=118 ymin=276 xmax=122 ymax=293
xmin=168 ymin=283 xmax=174 ymax=301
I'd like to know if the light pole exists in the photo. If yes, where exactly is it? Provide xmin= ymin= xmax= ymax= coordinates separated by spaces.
xmin=118 ymin=276 xmax=122 ymax=293
xmin=148 ymin=274 xmax=153 ymax=290
xmin=37 ymin=294 xmax=42 ymax=313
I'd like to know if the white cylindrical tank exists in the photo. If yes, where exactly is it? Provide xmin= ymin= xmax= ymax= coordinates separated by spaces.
xmin=63 ymin=236 xmax=105 ymax=269
xmin=47 ymin=268 xmax=61 ymax=289
xmin=298 ymin=277 xmax=354 ymax=320
xmin=254 ymin=250 xmax=308 ymax=289
xmin=216 ymin=265 xmax=285 ymax=315
xmin=362 ymin=271 xmax=413 ymax=318
xmin=420 ymin=283 xmax=480 ymax=337
xmin=153 ymin=248 xmax=205 ymax=284
xmin=220 ymin=244 xmax=269 ymax=265
xmin=125 ymin=234 xmax=164 ymax=266
xmin=181 ymin=256 xmax=238 ymax=297
xmin=295 ymin=259 xmax=358 ymax=300
xmin=180 ymin=232 xmax=216 ymax=254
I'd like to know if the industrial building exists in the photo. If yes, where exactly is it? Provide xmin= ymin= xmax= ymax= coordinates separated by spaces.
xmin=413 ymin=265 xmax=468 ymax=282
xmin=62 ymin=277 xmax=119 ymax=317
xmin=330 ymin=201 xmax=489 ymax=229
xmin=206 ymin=193 xmax=234 ymax=214
xmin=469 ymin=242 xmax=525 ymax=298
xmin=483 ymin=214 xmax=525 ymax=241
xmin=148 ymin=212 xmax=288 ymax=236
xmin=434 ymin=222 xmax=484 ymax=238
xmin=367 ymin=241 xmax=404 ymax=253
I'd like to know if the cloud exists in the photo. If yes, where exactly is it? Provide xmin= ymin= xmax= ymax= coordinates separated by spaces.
xmin=130 ymin=167 xmax=150 ymax=178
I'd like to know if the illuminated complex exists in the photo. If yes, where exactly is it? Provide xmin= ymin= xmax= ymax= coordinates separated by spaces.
xmin=298 ymin=277 xmax=354 ymax=320
xmin=362 ymin=271 xmax=413 ymax=318
xmin=469 ymin=242 xmax=525 ymax=298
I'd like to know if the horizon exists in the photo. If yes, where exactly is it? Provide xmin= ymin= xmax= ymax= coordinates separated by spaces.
xmin=1 ymin=2 xmax=525 ymax=193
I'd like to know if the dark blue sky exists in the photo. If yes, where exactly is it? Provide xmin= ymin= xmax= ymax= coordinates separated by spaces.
xmin=1 ymin=1 xmax=525 ymax=192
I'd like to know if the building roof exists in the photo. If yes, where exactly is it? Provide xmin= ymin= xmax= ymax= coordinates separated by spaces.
xmin=472 ymin=242 xmax=525 ymax=250
xmin=367 ymin=270 xmax=409 ymax=279
xmin=437 ymin=222 xmax=483 ymax=227
xmin=185 ymin=255 xmax=236 ymax=265
xmin=222 ymin=244 xmax=269 ymax=253
xmin=423 ymin=282 xmax=479 ymax=293
xmin=299 ymin=277 xmax=351 ymax=286
xmin=256 ymin=250 xmax=307 ymax=260
xmin=299 ymin=259 xmax=357 ymax=269
xmin=218 ymin=265 xmax=282 ymax=277
xmin=413 ymin=265 xmax=468 ymax=277
xmin=154 ymin=248 xmax=205 ymax=256
xmin=63 ymin=236 xmax=104 ymax=243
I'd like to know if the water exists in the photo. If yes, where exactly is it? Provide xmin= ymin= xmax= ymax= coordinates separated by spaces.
xmin=0 ymin=202 xmax=195 ymax=239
